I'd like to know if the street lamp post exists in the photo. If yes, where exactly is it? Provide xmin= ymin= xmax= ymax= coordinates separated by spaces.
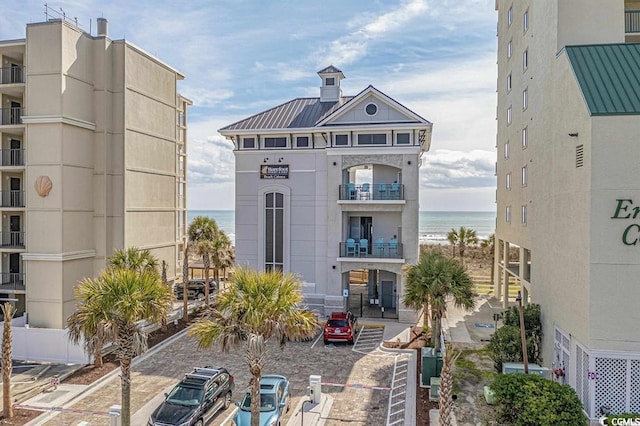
xmin=515 ymin=291 xmax=529 ymax=374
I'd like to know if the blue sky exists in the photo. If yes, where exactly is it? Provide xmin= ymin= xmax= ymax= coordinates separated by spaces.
xmin=3 ymin=0 xmax=497 ymax=211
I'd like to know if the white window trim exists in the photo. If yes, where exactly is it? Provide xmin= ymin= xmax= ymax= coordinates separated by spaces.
xmin=523 ymin=49 xmax=528 ymax=71
xmin=522 ymin=127 xmax=528 ymax=148
xmin=507 ymin=40 xmax=512 ymax=59
xmin=523 ymin=88 xmax=528 ymax=110
xmin=364 ymin=102 xmax=379 ymax=117
xmin=521 ymin=204 xmax=527 ymax=224
xmin=522 ymin=165 xmax=527 ymax=186
xmin=506 ymin=205 xmax=511 ymax=223
xmin=506 ymin=172 xmax=511 ymax=189
xmin=524 ymin=9 xmax=529 ymax=32
xmin=507 ymin=106 xmax=512 ymax=125
xmin=395 ymin=132 xmax=412 ymax=145
xmin=242 ymin=136 xmax=257 ymax=150
xmin=507 ymin=73 xmax=512 ymax=92
xmin=508 ymin=5 xmax=513 ymax=27
xmin=295 ymin=135 xmax=311 ymax=149
xmin=504 ymin=142 xmax=509 ymax=159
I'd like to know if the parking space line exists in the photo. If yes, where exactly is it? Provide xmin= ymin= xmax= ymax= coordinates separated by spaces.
xmin=310 ymin=332 xmax=323 ymax=349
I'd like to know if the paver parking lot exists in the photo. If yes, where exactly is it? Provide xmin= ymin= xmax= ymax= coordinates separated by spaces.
xmin=35 ymin=325 xmax=404 ymax=426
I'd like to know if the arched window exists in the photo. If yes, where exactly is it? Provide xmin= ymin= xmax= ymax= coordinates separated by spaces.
xmin=265 ymin=192 xmax=284 ymax=271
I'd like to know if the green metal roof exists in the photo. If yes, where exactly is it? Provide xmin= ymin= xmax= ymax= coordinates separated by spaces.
xmin=566 ymin=43 xmax=640 ymax=116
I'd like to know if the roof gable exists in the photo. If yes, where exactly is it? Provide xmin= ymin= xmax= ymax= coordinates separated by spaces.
xmin=316 ymin=85 xmax=431 ymax=126
xmin=565 ymin=43 xmax=640 ymax=116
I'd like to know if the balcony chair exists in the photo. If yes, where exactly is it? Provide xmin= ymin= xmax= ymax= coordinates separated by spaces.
xmin=375 ymin=237 xmax=385 ymax=256
xmin=377 ymin=183 xmax=388 ymax=200
xmin=360 ymin=183 xmax=370 ymax=200
xmin=359 ymin=239 xmax=369 ymax=256
xmin=347 ymin=183 xmax=357 ymax=200
xmin=389 ymin=182 xmax=400 ymax=199
xmin=346 ymin=238 xmax=357 ymax=256
xmin=389 ymin=238 xmax=398 ymax=256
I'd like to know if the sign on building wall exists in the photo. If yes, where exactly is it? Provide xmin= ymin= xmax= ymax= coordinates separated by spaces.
xmin=260 ymin=164 xmax=289 ymax=179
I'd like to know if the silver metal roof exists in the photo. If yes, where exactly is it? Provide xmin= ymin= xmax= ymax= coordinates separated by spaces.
xmin=317 ymin=65 xmax=343 ymax=74
xmin=219 ymin=97 xmax=353 ymax=131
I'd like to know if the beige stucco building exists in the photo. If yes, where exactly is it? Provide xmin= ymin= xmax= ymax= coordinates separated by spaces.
xmin=0 ymin=18 xmax=188 ymax=331
xmin=220 ymin=67 xmax=432 ymax=322
xmin=495 ymin=0 xmax=640 ymax=418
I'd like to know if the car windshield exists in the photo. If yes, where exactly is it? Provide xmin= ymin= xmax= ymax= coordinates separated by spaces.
xmin=239 ymin=393 xmax=278 ymax=412
xmin=166 ymin=385 xmax=203 ymax=406
xmin=328 ymin=319 xmax=347 ymax=327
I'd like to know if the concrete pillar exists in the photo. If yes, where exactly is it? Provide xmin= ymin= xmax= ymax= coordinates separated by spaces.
xmin=494 ymin=242 xmax=501 ymax=299
xmin=522 ymin=285 xmax=529 ymax=306
xmin=502 ymin=240 xmax=510 ymax=309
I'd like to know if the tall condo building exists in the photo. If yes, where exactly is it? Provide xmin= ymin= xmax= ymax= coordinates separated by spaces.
xmin=495 ymin=0 xmax=640 ymax=418
xmin=0 ymin=17 xmax=189 ymax=333
xmin=220 ymin=67 xmax=432 ymax=322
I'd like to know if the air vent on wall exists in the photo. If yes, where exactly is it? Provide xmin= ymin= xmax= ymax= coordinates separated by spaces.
xmin=576 ymin=145 xmax=584 ymax=168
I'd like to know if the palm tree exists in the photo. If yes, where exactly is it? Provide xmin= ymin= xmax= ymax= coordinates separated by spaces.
xmin=211 ymin=230 xmax=232 ymax=283
xmin=188 ymin=216 xmax=218 ymax=305
xmin=1 ymin=302 xmax=15 ymax=418
xmin=189 ymin=267 xmax=317 ymax=426
xmin=480 ymin=233 xmax=496 ymax=287
xmin=67 ymin=268 xmax=173 ymax=426
xmin=108 ymin=247 xmax=159 ymax=275
xmin=438 ymin=344 xmax=459 ymax=425
xmin=403 ymin=251 xmax=475 ymax=350
xmin=447 ymin=227 xmax=479 ymax=259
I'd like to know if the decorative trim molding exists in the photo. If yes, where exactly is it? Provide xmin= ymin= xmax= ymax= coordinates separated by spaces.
xmin=22 ymin=250 xmax=96 ymax=262
xmin=21 ymin=115 xmax=97 ymax=131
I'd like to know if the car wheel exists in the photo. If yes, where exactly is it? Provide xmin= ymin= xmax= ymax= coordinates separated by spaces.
xmin=223 ymin=391 xmax=232 ymax=409
xmin=348 ymin=338 xmax=354 ymax=345
xmin=323 ymin=339 xmax=328 ymax=345
xmin=196 ymin=292 xmax=205 ymax=301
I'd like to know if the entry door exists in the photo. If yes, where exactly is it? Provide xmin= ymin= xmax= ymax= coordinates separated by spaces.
xmin=10 ymin=63 xmax=21 ymax=83
xmin=10 ymin=178 xmax=20 ymax=207
xmin=9 ymin=253 xmax=19 ymax=283
xmin=381 ymin=280 xmax=394 ymax=308
xmin=9 ymin=215 xmax=20 ymax=246
xmin=10 ymin=101 xmax=20 ymax=125
xmin=9 ymin=139 xmax=21 ymax=166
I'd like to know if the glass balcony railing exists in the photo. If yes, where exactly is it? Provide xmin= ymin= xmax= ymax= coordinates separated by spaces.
xmin=0 ymin=272 xmax=24 ymax=291
xmin=0 ymin=108 xmax=23 ymax=125
xmin=625 ymin=10 xmax=640 ymax=33
xmin=0 ymin=190 xmax=24 ymax=207
xmin=339 ymin=183 xmax=404 ymax=201
xmin=339 ymin=241 xmax=403 ymax=258
xmin=0 ymin=149 xmax=24 ymax=166
xmin=0 ymin=67 xmax=24 ymax=85
xmin=0 ymin=231 xmax=24 ymax=248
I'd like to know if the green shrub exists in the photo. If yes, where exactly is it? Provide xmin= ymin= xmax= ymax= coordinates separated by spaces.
xmin=491 ymin=373 xmax=587 ymax=425
xmin=488 ymin=304 xmax=542 ymax=372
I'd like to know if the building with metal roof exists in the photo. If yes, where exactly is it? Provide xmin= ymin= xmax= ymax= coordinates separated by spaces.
xmin=495 ymin=0 xmax=640 ymax=419
xmin=219 ymin=67 xmax=432 ymax=321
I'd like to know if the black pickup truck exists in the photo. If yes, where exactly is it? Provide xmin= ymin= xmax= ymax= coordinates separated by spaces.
xmin=175 ymin=279 xmax=218 ymax=301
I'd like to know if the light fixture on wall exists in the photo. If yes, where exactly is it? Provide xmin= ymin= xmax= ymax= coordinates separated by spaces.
xmin=333 ymin=162 xmax=337 ymax=166
xmin=568 ymin=132 xmax=579 ymax=137
xmin=278 ymin=157 xmax=284 ymax=163
xmin=408 ymin=160 xmax=412 ymax=165
xmin=332 ymin=265 xmax=336 ymax=269
xmin=263 ymin=158 xmax=269 ymax=163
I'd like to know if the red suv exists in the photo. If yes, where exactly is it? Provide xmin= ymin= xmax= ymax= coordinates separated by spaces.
xmin=323 ymin=312 xmax=358 ymax=345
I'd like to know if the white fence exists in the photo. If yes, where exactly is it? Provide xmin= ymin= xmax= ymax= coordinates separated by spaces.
xmin=1 ymin=317 xmax=89 ymax=364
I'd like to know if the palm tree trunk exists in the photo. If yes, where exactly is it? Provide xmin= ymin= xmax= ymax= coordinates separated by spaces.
xmin=204 ymin=254 xmax=211 ymax=306
xmin=423 ymin=301 xmax=429 ymax=330
xmin=439 ymin=344 xmax=458 ymax=426
xmin=250 ymin=370 xmax=261 ymax=426
xmin=94 ymin=341 xmax=103 ymax=368
xmin=433 ymin=314 xmax=442 ymax=351
xmin=2 ymin=303 xmax=14 ymax=419
xmin=120 ymin=357 xmax=132 ymax=426
xmin=182 ymin=246 xmax=189 ymax=323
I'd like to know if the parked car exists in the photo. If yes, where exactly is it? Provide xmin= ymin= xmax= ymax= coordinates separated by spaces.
xmin=148 ymin=366 xmax=234 ymax=426
xmin=174 ymin=279 xmax=217 ymax=301
xmin=234 ymin=374 xmax=291 ymax=426
xmin=323 ymin=311 xmax=358 ymax=344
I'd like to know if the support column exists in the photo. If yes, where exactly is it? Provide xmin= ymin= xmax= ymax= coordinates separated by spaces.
xmin=502 ymin=240 xmax=510 ymax=308
xmin=494 ymin=239 xmax=502 ymax=301
xmin=521 ymin=285 xmax=529 ymax=306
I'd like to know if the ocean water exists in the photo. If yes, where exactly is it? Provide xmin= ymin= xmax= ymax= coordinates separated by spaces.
xmin=188 ymin=210 xmax=495 ymax=246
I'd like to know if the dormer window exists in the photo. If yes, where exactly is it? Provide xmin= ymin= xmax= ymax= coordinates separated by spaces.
xmin=326 ymin=77 xmax=335 ymax=86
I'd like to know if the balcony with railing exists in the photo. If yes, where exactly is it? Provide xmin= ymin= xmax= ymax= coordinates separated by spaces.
xmin=339 ymin=182 xmax=405 ymax=201
xmin=339 ymin=240 xmax=403 ymax=259
xmin=0 ymin=190 xmax=24 ymax=207
xmin=0 ymin=149 xmax=24 ymax=167
xmin=0 ymin=272 xmax=24 ymax=292
xmin=626 ymin=10 xmax=640 ymax=33
xmin=0 ymin=231 xmax=24 ymax=248
xmin=0 ymin=108 xmax=23 ymax=126
xmin=0 ymin=67 xmax=24 ymax=85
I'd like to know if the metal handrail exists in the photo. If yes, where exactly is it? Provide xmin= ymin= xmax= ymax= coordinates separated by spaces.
xmin=0 ymin=149 xmax=24 ymax=166
xmin=340 ymin=242 xmax=403 ymax=258
xmin=0 ymin=66 xmax=25 ymax=84
xmin=626 ymin=10 xmax=640 ymax=33
xmin=0 ymin=108 xmax=23 ymax=125
xmin=0 ymin=231 xmax=25 ymax=248
xmin=0 ymin=272 xmax=25 ymax=291
xmin=0 ymin=190 xmax=24 ymax=207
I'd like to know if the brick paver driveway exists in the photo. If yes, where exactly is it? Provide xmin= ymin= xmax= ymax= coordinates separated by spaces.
xmin=39 ymin=325 xmax=401 ymax=425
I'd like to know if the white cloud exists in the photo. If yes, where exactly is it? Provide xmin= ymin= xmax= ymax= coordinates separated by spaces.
xmin=421 ymin=149 xmax=495 ymax=189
